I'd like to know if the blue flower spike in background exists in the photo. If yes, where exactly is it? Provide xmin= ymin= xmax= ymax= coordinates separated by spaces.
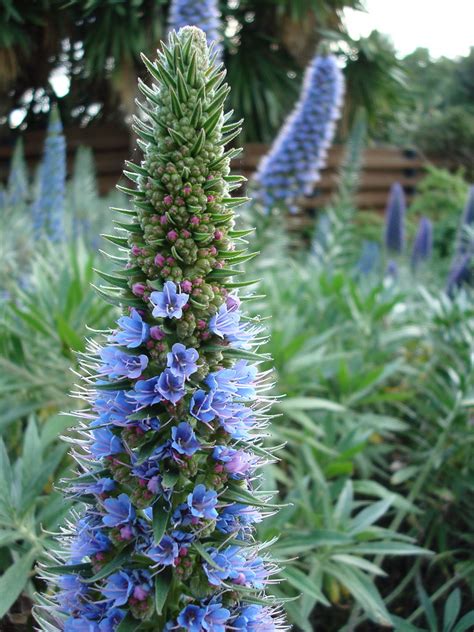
xmin=253 ymin=52 xmax=344 ymax=214
xmin=31 ymin=104 xmax=66 ymax=242
xmin=384 ymin=182 xmax=406 ymax=254
xmin=411 ymin=216 xmax=433 ymax=270
xmin=7 ymin=137 xmax=29 ymax=207
xmin=37 ymin=26 xmax=286 ymax=632
xmin=168 ymin=0 xmax=223 ymax=58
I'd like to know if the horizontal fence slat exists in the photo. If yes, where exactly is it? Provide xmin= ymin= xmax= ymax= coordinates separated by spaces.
xmin=0 ymin=126 xmax=427 ymax=212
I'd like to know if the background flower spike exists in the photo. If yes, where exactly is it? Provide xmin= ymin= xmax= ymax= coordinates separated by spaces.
xmin=36 ymin=26 xmax=286 ymax=632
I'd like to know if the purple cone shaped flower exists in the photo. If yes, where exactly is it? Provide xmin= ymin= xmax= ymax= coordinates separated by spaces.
xmin=384 ymin=182 xmax=406 ymax=253
xmin=7 ymin=138 xmax=29 ymax=207
xmin=447 ymin=253 xmax=472 ymax=296
xmin=357 ymin=240 xmax=381 ymax=276
xmin=39 ymin=28 xmax=284 ymax=632
xmin=455 ymin=185 xmax=474 ymax=256
xmin=254 ymin=54 xmax=344 ymax=213
xmin=411 ymin=216 xmax=433 ymax=270
xmin=168 ymin=0 xmax=222 ymax=58
xmin=31 ymin=105 xmax=66 ymax=241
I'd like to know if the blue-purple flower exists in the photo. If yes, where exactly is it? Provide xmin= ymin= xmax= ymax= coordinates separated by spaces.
xmin=100 ymin=347 xmax=148 ymax=379
xmin=171 ymin=422 xmax=200 ymax=456
xmin=103 ymin=570 xmax=151 ymax=607
xmin=190 ymin=389 xmax=216 ymax=423
xmin=132 ymin=377 xmax=163 ymax=406
xmin=213 ymin=446 xmax=258 ymax=478
xmin=112 ymin=309 xmax=150 ymax=348
xmin=209 ymin=303 xmax=241 ymax=338
xmin=151 ymin=281 xmax=189 ymax=319
xmin=90 ymin=428 xmax=123 ymax=459
xmin=187 ymin=484 xmax=218 ymax=520
xmin=177 ymin=605 xmax=205 ymax=632
xmin=147 ymin=535 xmax=179 ymax=566
xmin=102 ymin=493 xmax=136 ymax=528
xmin=158 ymin=369 xmax=186 ymax=404
xmin=167 ymin=343 xmax=199 ymax=378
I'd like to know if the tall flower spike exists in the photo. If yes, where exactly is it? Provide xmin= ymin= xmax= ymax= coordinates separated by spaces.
xmin=447 ymin=253 xmax=472 ymax=296
xmin=7 ymin=137 xmax=29 ymax=207
xmin=37 ymin=27 xmax=286 ymax=632
xmin=31 ymin=104 xmax=66 ymax=241
xmin=455 ymin=185 xmax=474 ymax=256
xmin=384 ymin=182 xmax=406 ymax=254
xmin=168 ymin=0 xmax=223 ymax=58
xmin=411 ymin=216 xmax=433 ymax=270
xmin=253 ymin=53 xmax=344 ymax=214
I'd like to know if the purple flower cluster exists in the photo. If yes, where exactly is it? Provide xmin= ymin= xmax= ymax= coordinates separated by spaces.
xmin=253 ymin=54 xmax=344 ymax=214
xmin=39 ymin=27 xmax=285 ymax=632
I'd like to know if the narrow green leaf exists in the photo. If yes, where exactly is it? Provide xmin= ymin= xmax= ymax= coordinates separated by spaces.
xmin=0 ymin=550 xmax=36 ymax=617
xmin=155 ymin=568 xmax=172 ymax=616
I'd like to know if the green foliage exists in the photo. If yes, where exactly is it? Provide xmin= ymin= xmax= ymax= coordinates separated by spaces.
xmin=409 ymin=166 xmax=469 ymax=260
xmin=1 ymin=0 xmax=360 ymax=141
xmin=0 ymin=241 xmax=116 ymax=436
xmin=0 ymin=417 xmax=72 ymax=628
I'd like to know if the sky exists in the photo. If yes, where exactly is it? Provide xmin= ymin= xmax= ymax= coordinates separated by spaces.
xmin=343 ymin=0 xmax=474 ymax=59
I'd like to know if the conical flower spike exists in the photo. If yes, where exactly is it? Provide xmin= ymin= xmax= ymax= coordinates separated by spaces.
xmin=253 ymin=53 xmax=344 ymax=214
xmin=447 ymin=253 xmax=472 ymax=296
xmin=37 ymin=27 xmax=286 ymax=632
xmin=31 ymin=104 xmax=66 ymax=241
xmin=455 ymin=185 xmax=474 ymax=256
xmin=7 ymin=137 xmax=29 ymax=207
xmin=411 ymin=216 xmax=433 ymax=270
xmin=384 ymin=182 xmax=406 ymax=254
xmin=168 ymin=0 xmax=223 ymax=58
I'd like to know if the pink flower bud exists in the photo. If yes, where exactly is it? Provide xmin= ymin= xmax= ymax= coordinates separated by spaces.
xmin=132 ymin=282 xmax=146 ymax=296
xmin=209 ymin=246 xmax=217 ymax=256
xmin=197 ymin=319 xmax=206 ymax=330
xmin=214 ymin=230 xmax=223 ymax=240
xmin=163 ymin=195 xmax=173 ymax=206
xmin=181 ymin=280 xmax=192 ymax=293
xmin=160 ymin=214 xmax=168 ymax=225
xmin=167 ymin=230 xmax=178 ymax=242
xmin=207 ymin=195 xmax=215 ymax=203
xmin=133 ymin=586 xmax=148 ymax=601
xmin=190 ymin=216 xmax=200 ymax=226
xmin=150 ymin=326 xmax=165 ymax=340
xmin=154 ymin=253 xmax=165 ymax=267
xmin=166 ymin=256 xmax=175 ymax=265
xmin=131 ymin=245 xmax=141 ymax=256
xmin=181 ymin=229 xmax=191 ymax=238
xmin=183 ymin=185 xmax=192 ymax=196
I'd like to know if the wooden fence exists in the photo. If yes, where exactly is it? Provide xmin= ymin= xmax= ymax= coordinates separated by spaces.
xmin=0 ymin=124 xmax=427 ymax=213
